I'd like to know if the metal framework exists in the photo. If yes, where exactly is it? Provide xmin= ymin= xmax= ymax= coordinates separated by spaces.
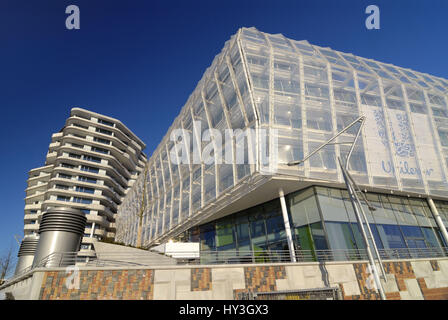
xmin=288 ymin=115 xmax=387 ymax=299
xmin=115 ymin=27 xmax=448 ymax=250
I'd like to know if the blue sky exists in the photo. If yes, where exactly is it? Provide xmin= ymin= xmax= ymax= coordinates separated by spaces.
xmin=0 ymin=0 xmax=447 ymax=256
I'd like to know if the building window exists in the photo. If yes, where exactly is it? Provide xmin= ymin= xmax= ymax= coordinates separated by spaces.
xmin=80 ymin=165 xmax=99 ymax=173
xmin=93 ymin=137 xmax=111 ymax=145
xmin=69 ymin=153 xmax=81 ymax=159
xmin=75 ymin=186 xmax=95 ymax=194
xmin=73 ymin=197 xmax=92 ymax=204
xmin=57 ymin=195 xmax=71 ymax=202
xmin=438 ymin=130 xmax=448 ymax=147
xmin=78 ymin=176 xmax=97 ymax=184
xmin=96 ymin=127 xmax=113 ymax=136
xmin=72 ymin=123 xmax=88 ymax=130
xmin=83 ymin=155 xmax=102 ymax=163
xmin=325 ymin=222 xmax=359 ymax=260
xmin=199 ymin=224 xmax=216 ymax=251
xmin=55 ymin=184 xmax=69 ymax=190
xmin=71 ymin=143 xmax=84 ymax=149
xmin=92 ymin=146 xmax=109 ymax=155
xmin=58 ymin=173 xmax=72 ymax=179
xmin=216 ymin=220 xmax=236 ymax=251
xmin=187 ymin=186 xmax=446 ymax=263
xmin=61 ymin=163 xmax=75 ymax=169
xmin=98 ymin=119 xmax=114 ymax=127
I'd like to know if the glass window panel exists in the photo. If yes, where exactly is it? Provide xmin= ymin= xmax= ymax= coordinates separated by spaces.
xmin=360 ymin=93 xmax=382 ymax=107
xmin=288 ymin=188 xmax=321 ymax=227
xmin=428 ymin=93 xmax=446 ymax=106
xmin=264 ymin=202 xmax=286 ymax=244
xmin=333 ymin=88 xmax=356 ymax=104
xmin=304 ymin=83 xmax=329 ymax=99
xmin=218 ymin=164 xmax=234 ymax=193
xmin=295 ymin=225 xmax=313 ymax=252
xmin=306 ymin=109 xmax=332 ymax=132
xmin=409 ymin=199 xmax=434 ymax=227
xmin=278 ymin=136 xmax=302 ymax=165
xmin=308 ymin=142 xmax=336 ymax=169
xmin=295 ymin=223 xmax=327 ymax=256
xmin=273 ymin=95 xmax=301 ymax=129
xmin=377 ymin=195 xmax=400 ymax=224
xmin=390 ymin=197 xmax=419 ymax=226
xmin=421 ymin=227 xmax=443 ymax=249
xmin=406 ymin=87 xmax=425 ymax=102
xmin=203 ymin=164 xmax=216 ymax=204
xmin=316 ymin=188 xmax=351 ymax=222
xmin=310 ymin=222 xmax=328 ymax=250
xmin=325 ymin=222 xmax=358 ymax=260
xmin=274 ymin=76 xmax=300 ymax=93
xmin=236 ymin=214 xmax=250 ymax=244
xmin=376 ymin=224 xmax=406 ymax=249
xmin=199 ymin=224 xmax=216 ymax=251
xmin=401 ymin=225 xmax=424 ymax=239
xmin=216 ymin=220 xmax=236 ymax=250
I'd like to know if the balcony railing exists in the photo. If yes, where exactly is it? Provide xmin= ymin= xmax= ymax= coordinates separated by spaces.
xmin=2 ymin=247 xmax=447 ymax=290
xmin=196 ymin=247 xmax=448 ymax=264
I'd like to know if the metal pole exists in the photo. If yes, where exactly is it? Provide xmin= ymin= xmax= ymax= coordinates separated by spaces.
xmin=345 ymin=117 xmax=365 ymax=171
xmin=427 ymin=197 xmax=448 ymax=247
xmin=279 ymin=188 xmax=297 ymax=262
xmin=340 ymin=160 xmax=386 ymax=300
xmin=288 ymin=116 xmax=365 ymax=167
xmin=288 ymin=114 xmax=387 ymax=299
xmin=344 ymin=169 xmax=387 ymax=280
xmin=350 ymin=189 xmax=387 ymax=280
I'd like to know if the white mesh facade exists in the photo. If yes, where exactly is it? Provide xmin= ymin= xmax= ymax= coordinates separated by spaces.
xmin=116 ymin=27 xmax=448 ymax=247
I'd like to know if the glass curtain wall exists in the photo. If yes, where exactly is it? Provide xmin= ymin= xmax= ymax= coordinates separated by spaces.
xmin=189 ymin=197 xmax=290 ymax=263
xmin=435 ymin=201 xmax=448 ymax=246
xmin=117 ymin=27 xmax=448 ymax=247
xmin=189 ymin=186 xmax=447 ymax=263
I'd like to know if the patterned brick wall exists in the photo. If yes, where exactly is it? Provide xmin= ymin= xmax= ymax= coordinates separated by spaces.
xmin=191 ymin=268 xmax=211 ymax=291
xmin=33 ymin=258 xmax=448 ymax=300
xmin=40 ymin=269 xmax=154 ymax=300
xmin=233 ymin=266 xmax=287 ymax=299
xmin=343 ymin=260 xmax=448 ymax=300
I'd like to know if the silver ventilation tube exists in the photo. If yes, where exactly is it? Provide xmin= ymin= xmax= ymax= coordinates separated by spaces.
xmin=32 ymin=207 xmax=87 ymax=268
xmin=14 ymin=235 xmax=40 ymax=275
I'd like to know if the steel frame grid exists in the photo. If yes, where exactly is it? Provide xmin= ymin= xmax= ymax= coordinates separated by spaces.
xmin=116 ymin=27 xmax=448 ymax=248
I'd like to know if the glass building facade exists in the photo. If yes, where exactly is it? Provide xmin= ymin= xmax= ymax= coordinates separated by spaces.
xmin=115 ymin=27 xmax=448 ymax=253
xmin=187 ymin=186 xmax=447 ymax=262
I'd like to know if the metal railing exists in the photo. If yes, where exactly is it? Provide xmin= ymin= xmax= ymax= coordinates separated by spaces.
xmin=2 ymin=246 xmax=447 ymax=289
xmin=27 ymin=246 xmax=448 ymax=268
xmin=191 ymin=247 xmax=448 ymax=264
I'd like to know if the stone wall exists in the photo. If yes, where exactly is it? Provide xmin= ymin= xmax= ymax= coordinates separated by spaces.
xmin=3 ymin=257 xmax=448 ymax=300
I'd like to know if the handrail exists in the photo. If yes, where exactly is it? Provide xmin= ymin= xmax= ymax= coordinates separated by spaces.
xmin=2 ymin=247 xmax=447 ymax=288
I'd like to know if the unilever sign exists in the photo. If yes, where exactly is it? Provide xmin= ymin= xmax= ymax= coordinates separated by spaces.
xmin=373 ymin=109 xmax=434 ymax=178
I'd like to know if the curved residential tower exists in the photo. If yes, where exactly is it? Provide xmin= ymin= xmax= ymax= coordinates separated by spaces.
xmin=23 ymin=108 xmax=146 ymax=257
